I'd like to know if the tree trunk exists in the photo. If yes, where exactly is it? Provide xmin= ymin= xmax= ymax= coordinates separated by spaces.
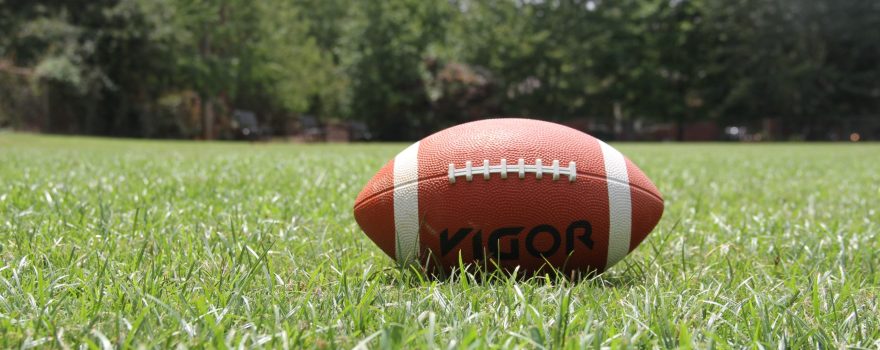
xmin=613 ymin=101 xmax=623 ymax=140
xmin=203 ymin=98 xmax=215 ymax=140
xmin=676 ymin=114 xmax=685 ymax=141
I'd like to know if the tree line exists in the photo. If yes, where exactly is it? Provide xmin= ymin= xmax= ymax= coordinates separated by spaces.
xmin=1 ymin=0 xmax=878 ymax=140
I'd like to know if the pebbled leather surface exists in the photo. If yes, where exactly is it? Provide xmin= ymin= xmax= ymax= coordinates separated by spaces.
xmin=354 ymin=118 xmax=663 ymax=274
xmin=354 ymin=159 xmax=397 ymax=258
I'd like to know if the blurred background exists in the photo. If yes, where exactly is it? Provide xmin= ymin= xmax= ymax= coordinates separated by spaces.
xmin=0 ymin=0 xmax=878 ymax=142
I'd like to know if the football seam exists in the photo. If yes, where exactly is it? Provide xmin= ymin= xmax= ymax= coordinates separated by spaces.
xmin=353 ymin=171 xmax=663 ymax=210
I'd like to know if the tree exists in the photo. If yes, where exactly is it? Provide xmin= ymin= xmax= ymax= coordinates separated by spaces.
xmin=162 ymin=0 xmax=333 ymax=138
xmin=2 ymin=0 xmax=878 ymax=140
xmin=347 ymin=0 xmax=453 ymax=140
xmin=1 ymin=0 xmax=172 ymax=135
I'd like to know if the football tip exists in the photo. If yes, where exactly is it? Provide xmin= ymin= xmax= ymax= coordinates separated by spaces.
xmin=353 ymin=160 xmax=398 ymax=260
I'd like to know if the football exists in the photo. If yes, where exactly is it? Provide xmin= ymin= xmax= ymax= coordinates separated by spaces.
xmin=353 ymin=118 xmax=663 ymax=275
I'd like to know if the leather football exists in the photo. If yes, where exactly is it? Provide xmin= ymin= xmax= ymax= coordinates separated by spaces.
xmin=353 ymin=118 xmax=663 ymax=275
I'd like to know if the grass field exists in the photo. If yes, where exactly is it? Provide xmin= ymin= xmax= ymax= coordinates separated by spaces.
xmin=1 ymin=133 xmax=878 ymax=348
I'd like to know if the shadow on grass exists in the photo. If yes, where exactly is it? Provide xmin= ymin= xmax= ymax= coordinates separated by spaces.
xmin=371 ymin=256 xmax=652 ymax=289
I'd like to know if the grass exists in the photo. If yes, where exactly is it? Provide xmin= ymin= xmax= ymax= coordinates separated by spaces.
xmin=0 ymin=133 xmax=878 ymax=349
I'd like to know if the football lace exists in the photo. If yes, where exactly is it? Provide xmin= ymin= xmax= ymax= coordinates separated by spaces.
xmin=448 ymin=159 xmax=577 ymax=183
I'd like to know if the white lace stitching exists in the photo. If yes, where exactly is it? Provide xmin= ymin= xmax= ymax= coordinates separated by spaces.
xmin=448 ymin=159 xmax=576 ymax=183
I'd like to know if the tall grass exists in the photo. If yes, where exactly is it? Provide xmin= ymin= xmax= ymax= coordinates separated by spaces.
xmin=1 ymin=134 xmax=878 ymax=348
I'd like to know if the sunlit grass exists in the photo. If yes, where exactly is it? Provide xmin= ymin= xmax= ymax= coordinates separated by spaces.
xmin=1 ymin=134 xmax=878 ymax=348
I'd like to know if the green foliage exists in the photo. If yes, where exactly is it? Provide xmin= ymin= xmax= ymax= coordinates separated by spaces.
xmin=20 ymin=17 xmax=89 ymax=91
xmin=155 ymin=0 xmax=337 ymax=116
xmin=1 ymin=134 xmax=879 ymax=347
xmin=1 ymin=0 xmax=340 ymax=136
xmin=347 ymin=0 xmax=454 ymax=140
xmin=704 ymin=0 xmax=880 ymax=128
xmin=0 ymin=0 xmax=878 ymax=139
xmin=251 ymin=1 xmax=341 ymax=114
